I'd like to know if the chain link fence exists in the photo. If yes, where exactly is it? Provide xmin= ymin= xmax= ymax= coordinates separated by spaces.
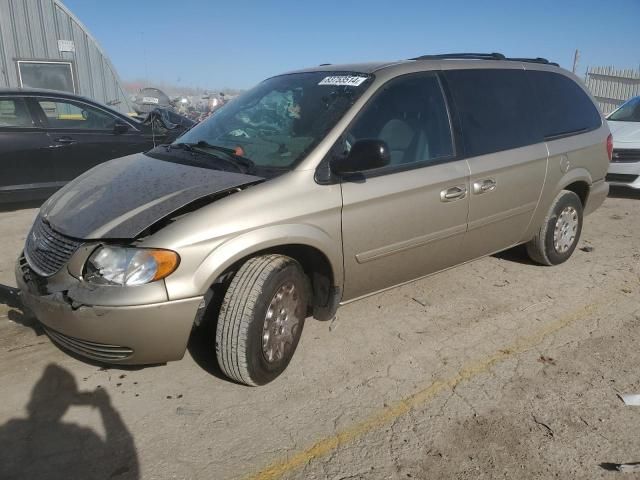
xmin=584 ymin=66 xmax=640 ymax=115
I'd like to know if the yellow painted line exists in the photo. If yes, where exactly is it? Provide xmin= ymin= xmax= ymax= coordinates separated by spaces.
xmin=246 ymin=299 xmax=604 ymax=480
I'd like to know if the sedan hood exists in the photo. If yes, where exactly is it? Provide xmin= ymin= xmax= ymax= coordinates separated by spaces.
xmin=40 ymin=153 xmax=263 ymax=239
xmin=608 ymin=120 xmax=640 ymax=145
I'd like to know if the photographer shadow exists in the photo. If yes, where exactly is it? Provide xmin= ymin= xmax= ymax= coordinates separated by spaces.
xmin=0 ymin=364 xmax=139 ymax=479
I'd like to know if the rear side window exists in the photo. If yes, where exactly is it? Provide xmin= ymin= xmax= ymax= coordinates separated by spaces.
xmin=0 ymin=98 xmax=34 ymax=128
xmin=528 ymin=70 xmax=601 ymax=138
xmin=444 ymin=69 xmax=543 ymax=157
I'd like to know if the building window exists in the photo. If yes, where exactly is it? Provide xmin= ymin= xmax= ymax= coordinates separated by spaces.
xmin=17 ymin=61 xmax=76 ymax=93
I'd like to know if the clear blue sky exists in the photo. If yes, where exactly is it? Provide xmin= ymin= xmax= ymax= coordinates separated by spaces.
xmin=64 ymin=0 xmax=640 ymax=90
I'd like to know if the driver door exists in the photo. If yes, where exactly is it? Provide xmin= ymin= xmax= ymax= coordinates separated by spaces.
xmin=32 ymin=97 xmax=149 ymax=183
xmin=339 ymin=73 xmax=470 ymax=300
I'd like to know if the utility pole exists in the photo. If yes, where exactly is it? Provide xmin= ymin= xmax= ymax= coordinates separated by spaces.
xmin=572 ymin=49 xmax=580 ymax=74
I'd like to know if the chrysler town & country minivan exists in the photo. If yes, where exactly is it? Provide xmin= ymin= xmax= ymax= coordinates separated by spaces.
xmin=16 ymin=53 xmax=611 ymax=386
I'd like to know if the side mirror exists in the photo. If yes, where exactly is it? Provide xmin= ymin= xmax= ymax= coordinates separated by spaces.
xmin=113 ymin=121 xmax=130 ymax=134
xmin=330 ymin=139 xmax=390 ymax=175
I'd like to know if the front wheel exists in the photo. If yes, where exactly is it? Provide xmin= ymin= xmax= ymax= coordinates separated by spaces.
xmin=526 ymin=190 xmax=583 ymax=266
xmin=215 ymin=254 xmax=308 ymax=386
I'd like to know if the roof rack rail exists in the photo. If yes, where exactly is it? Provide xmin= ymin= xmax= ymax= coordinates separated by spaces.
xmin=410 ymin=52 xmax=559 ymax=67
xmin=506 ymin=57 xmax=559 ymax=67
xmin=410 ymin=52 xmax=506 ymax=61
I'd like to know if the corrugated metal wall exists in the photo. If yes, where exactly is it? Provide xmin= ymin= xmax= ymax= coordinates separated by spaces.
xmin=0 ymin=0 xmax=132 ymax=113
xmin=585 ymin=66 xmax=640 ymax=115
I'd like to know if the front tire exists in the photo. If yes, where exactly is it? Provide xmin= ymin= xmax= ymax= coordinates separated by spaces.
xmin=526 ymin=190 xmax=583 ymax=266
xmin=215 ymin=255 xmax=308 ymax=386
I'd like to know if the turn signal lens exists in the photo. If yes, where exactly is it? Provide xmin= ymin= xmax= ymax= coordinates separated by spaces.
xmin=149 ymin=250 xmax=180 ymax=281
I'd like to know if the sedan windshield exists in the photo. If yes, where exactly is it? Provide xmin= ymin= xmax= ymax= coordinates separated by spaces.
xmin=177 ymin=72 xmax=373 ymax=170
xmin=608 ymin=96 xmax=640 ymax=122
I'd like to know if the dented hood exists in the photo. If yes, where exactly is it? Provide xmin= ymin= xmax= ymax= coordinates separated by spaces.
xmin=40 ymin=153 xmax=263 ymax=239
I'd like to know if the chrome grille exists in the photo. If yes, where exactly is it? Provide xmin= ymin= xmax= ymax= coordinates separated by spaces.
xmin=612 ymin=149 xmax=640 ymax=163
xmin=24 ymin=217 xmax=82 ymax=277
xmin=44 ymin=327 xmax=134 ymax=361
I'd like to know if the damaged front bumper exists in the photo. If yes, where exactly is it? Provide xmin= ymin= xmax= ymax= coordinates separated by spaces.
xmin=15 ymin=254 xmax=203 ymax=365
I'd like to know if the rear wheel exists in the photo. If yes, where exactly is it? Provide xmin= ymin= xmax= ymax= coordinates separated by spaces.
xmin=526 ymin=190 xmax=583 ymax=265
xmin=215 ymin=254 xmax=308 ymax=386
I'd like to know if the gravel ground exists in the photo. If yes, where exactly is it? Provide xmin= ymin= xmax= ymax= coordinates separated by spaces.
xmin=0 ymin=190 xmax=638 ymax=480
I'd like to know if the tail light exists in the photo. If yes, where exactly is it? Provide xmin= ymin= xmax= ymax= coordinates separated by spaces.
xmin=606 ymin=134 xmax=613 ymax=162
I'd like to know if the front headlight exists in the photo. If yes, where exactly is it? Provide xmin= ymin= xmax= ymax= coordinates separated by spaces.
xmin=84 ymin=246 xmax=180 ymax=286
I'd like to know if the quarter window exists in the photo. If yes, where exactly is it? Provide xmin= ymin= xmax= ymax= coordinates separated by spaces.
xmin=37 ymin=99 xmax=117 ymax=130
xmin=0 ymin=98 xmax=34 ymax=128
xmin=528 ymin=70 xmax=602 ymax=137
xmin=344 ymin=73 xmax=454 ymax=168
xmin=445 ymin=69 xmax=543 ymax=157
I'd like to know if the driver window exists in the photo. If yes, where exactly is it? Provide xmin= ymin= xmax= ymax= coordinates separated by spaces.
xmin=344 ymin=74 xmax=454 ymax=167
xmin=38 ymin=99 xmax=116 ymax=130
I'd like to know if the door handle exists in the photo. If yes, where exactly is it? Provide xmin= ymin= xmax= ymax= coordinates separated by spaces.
xmin=53 ymin=137 xmax=77 ymax=145
xmin=440 ymin=185 xmax=467 ymax=202
xmin=472 ymin=178 xmax=497 ymax=194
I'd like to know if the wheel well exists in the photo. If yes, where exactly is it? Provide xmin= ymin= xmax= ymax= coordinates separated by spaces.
xmin=563 ymin=181 xmax=589 ymax=207
xmin=214 ymin=245 xmax=336 ymax=317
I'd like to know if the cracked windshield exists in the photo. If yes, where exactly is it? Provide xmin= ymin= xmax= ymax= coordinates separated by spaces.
xmin=178 ymin=71 xmax=372 ymax=169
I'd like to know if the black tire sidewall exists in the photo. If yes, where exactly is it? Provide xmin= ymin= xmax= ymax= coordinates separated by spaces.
xmin=244 ymin=262 xmax=307 ymax=385
xmin=544 ymin=192 xmax=583 ymax=265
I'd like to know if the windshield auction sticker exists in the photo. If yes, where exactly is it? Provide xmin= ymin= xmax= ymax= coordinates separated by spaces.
xmin=318 ymin=75 xmax=368 ymax=87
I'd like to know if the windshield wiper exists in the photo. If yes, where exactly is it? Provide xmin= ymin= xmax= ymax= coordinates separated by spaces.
xmin=165 ymin=142 xmax=196 ymax=152
xmin=192 ymin=141 xmax=255 ymax=171
xmin=166 ymin=142 xmax=254 ymax=173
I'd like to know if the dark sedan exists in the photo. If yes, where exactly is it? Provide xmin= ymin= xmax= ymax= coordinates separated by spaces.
xmin=0 ymin=89 xmax=194 ymax=204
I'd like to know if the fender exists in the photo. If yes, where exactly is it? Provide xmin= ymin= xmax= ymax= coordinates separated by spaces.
xmin=521 ymin=167 xmax=593 ymax=242
xmin=166 ymin=223 xmax=343 ymax=301
xmin=552 ymin=167 xmax=593 ymax=198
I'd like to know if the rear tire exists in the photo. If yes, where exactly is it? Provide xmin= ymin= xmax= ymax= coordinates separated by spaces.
xmin=215 ymin=255 xmax=308 ymax=386
xmin=526 ymin=190 xmax=583 ymax=266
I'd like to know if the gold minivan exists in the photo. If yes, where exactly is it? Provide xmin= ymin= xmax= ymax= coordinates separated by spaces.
xmin=17 ymin=53 xmax=611 ymax=385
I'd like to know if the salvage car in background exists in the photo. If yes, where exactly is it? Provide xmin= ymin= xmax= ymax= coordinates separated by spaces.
xmin=606 ymin=95 xmax=640 ymax=189
xmin=132 ymin=87 xmax=173 ymax=115
xmin=133 ymin=107 xmax=197 ymax=140
xmin=0 ymin=89 xmax=194 ymax=204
